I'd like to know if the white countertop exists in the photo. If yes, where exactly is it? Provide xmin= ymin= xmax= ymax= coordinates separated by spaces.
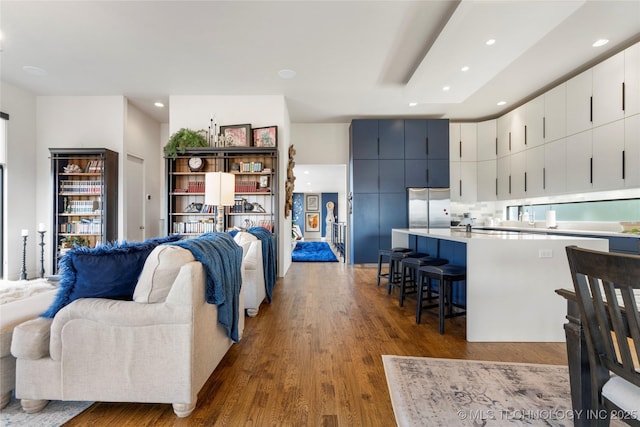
xmin=392 ymin=228 xmax=606 ymax=244
xmin=476 ymin=225 xmax=640 ymax=239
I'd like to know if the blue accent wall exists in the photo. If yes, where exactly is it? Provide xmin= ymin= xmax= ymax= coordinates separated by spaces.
xmin=293 ymin=193 xmax=304 ymax=236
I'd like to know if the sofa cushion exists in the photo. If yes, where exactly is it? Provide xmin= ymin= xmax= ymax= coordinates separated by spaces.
xmin=41 ymin=235 xmax=181 ymax=318
xmin=10 ymin=317 xmax=53 ymax=359
xmin=133 ymin=245 xmax=195 ymax=303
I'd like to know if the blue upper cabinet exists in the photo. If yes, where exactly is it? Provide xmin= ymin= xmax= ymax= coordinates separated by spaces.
xmin=427 ymin=119 xmax=449 ymax=160
xmin=351 ymin=120 xmax=379 ymax=159
xmin=404 ymin=119 xmax=450 ymax=187
xmin=378 ymin=120 xmax=405 ymax=159
xmin=405 ymin=119 xmax=428 ymax=159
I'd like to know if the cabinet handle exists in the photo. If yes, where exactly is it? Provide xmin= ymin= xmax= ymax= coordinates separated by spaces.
xmin=377 ymin=137 xmax=380 ymax=156
xmin=426 ymin=137 xmax=429 ymax=156
xmin=495 ymin=137 xmax=498 ymax=155
xmin=524 ymin=171 xmax=527 ymax=192
xmin=543 ymin=117 xmax=546 ymax=139
xmin=622 ymin=82 xmax=626 ymax=111
xmin=622 ymin=150 xmax=626 ymax=180
xmin=509 ymin=175 xmax=511 ymax=194
xmin=459 ymin=141 xmax=462 ymax=159
xmin=543 ymin=167 xmax=546 ymax=190
xmin=524 ymin=125 xmax=527 ymax=145
xmin=495 ymin=178 xmax=498 ymax=196
xmin=590 ymin=96 xmax=593 ymax=123
xmin=426 ymin=168 xmax=429 ymax=184
xmin=509 ymin=132 xmax=511 ymax=151
xmin=590 ymin=157 xmax=593 ymax=184
xmin=459 ymin=179 xmax=462 ymax=197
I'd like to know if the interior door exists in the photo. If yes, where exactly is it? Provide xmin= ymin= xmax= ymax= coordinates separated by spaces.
xmin=126 ymin=154 xmax=145 ymax=242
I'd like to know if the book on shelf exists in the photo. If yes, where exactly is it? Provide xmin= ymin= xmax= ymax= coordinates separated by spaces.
xmin=84 ymin=159 xmax=104 ymax=173
xmin=60 ymin=180 xmax=103 ymax=194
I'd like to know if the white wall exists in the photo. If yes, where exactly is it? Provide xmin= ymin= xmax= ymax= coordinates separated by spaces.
xmin=124 ymin=100 xmax=163 ymax=238
xmin=170 ymin=95 xmax=292 ymax=276
xmin=0 ymin=82 xmax=38 ymax=279
xmin=36 ymin=96 xmax=126 ymax=272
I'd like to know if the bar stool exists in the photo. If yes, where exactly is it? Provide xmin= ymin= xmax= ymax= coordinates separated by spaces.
xmin=387 ymin=251 xmax=428 ymax=294
xmin=398 ymin=256 xmax=448 ymax=306
xmin=416 ymin=264 xmax=467 ymax=334
xmin=376 ymin=248 xmax=412 ymax=286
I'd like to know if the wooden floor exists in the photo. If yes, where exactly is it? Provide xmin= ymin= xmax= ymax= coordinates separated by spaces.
xmin=65 ymin=262 xmax=567 ymax=426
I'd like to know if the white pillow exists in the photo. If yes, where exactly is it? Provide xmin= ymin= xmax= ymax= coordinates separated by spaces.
xmin=133 ymin=245 xmax=195 ymax=303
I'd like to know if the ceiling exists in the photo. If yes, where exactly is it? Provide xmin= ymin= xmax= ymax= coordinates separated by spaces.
xmin=2 ymin=1 xmax=639 ymax=125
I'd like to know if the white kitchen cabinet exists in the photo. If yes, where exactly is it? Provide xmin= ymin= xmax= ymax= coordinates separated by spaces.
xmin=625 ymin=43 xmax=640 ymax=117
xmin=497 ymin=111 xmax=513 ymax=157
xmin=593 ymin=51 xmax=625 ymax=127
xmin=477 ymin=120 xmax=497 ymax=161
xmin=510 ymin=151 xmax=526 ymax=199
xmin=566 ymin=69 xmax=593 ymax=136
xmin=525 ymin=145 xmax=545 ymax=197
xmin=624 ymin=114 xmax=640 ymax=187
xmin=544 ymin=138 xmax=566 ymax=195
xmin=477 ymin=159 xmax=497 ymax=201
xmin=497 ymin=155 xmax=511 ymax=199
xmin=592 ymin=120 xmax=625 ymax=190
xmin=523 ymin=95 xmax=544 ymax=148
xmin=449 ymin=123 xmax=477 ymax=162
xmin=451 ymin=161 xmax=477 ymax=202
xmin=544 ymin=84 xmax=566 ymax=143
xmin=510 ymin=106 xmax=526 ymax=153
xmin=565 ymin=131 xmax=593 ymax=193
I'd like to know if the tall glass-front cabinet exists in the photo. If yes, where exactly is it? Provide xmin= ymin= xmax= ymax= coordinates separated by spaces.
xmin=50 ymin=148 xmax=119 ymax=272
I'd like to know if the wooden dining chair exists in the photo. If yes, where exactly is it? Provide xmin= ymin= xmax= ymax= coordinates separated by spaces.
xmin=566 ymin=245 xmax=640 ymax=426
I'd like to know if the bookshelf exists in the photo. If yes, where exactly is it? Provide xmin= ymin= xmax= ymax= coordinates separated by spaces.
xmin=50 ymin=148 xmax=118 ymax=272
xmin=166 ymin=147 xmax=278 ymax=237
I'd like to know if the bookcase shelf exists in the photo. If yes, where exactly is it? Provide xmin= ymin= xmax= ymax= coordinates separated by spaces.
xmin=50 ymin=148 xmax=118 ymax=272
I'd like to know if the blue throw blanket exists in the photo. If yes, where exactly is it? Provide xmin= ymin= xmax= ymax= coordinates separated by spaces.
xmin=170 ymin=233 xmax=243 ymax=342
xmin=229 ymin=227 xmax=277 ymax=302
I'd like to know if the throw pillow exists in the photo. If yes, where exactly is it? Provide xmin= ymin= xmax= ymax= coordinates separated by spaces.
xmin=41 ymin=235 xmax=181 ymax=318
xmin=133 ymin=245 xmax=195 ymax=304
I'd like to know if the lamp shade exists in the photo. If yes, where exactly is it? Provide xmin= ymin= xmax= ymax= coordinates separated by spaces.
xmin=205 ymin=172 xmax=235 ymax=206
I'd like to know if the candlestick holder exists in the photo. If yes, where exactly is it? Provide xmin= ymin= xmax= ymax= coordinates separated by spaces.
xmin=38 ymin=230 xmax=46 ymax=278
xmin=20 ymin=235 xmax=28 ymax=280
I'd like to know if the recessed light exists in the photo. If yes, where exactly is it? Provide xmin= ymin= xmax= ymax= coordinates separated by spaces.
xmin=442 ymin=86 xmax=450 ymax=91
xmin=486 ymin=39 xmax=496 ymax=46
xmin=592 ymin=39 xmax=609 ymax=47
xmin=497 ymin=101 xmax=507 ymax=106
xmin=278 ymin=69 xmax=297 ymax=79
xmin=304 ymin=170 xmax=309 ymax=174
xmin=461 ymin=66 xmax=469 ymax=72
xmin=409 ymin=102 xmax=418 ymax=107
xmin=154 ymin=102 xmax=164 ymax=108
xmin=22 ymin=65 xmax=48 ymax=76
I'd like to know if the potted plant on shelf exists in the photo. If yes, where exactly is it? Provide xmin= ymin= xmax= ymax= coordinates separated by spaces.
xmin=163 ymin=128 xmax=209 ymax=159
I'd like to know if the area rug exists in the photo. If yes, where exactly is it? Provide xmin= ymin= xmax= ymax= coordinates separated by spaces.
xmin=383 ymin=355 xmax=580 ymax=427
xmin=0 ymin=395 xmax=93 ymax=426
xmin=291 ymin=241 xmax=338 ymax=262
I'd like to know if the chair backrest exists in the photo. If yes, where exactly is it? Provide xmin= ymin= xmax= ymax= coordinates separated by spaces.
xmin=565 ymin=245 xmax=640 ymax=390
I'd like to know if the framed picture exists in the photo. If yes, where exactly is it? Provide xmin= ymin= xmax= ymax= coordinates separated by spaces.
xmin=259 ymin=175 xmax=269 ymax=188
xmin=252 ymin=126 xmax=277 ymax=147
xmin=220 ymin=124 xmax=252 ymax=147
xmin=305 ymin=194 xmax=319 ymax=211
xmin=305 ymin=212 xmax=320 ymax=232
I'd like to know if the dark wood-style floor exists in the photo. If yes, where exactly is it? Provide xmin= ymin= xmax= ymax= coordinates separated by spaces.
xmin=65 ymin=262 xmax=567 ymax=426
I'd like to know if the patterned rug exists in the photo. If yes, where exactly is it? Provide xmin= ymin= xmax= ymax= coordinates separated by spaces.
xmin=0 ymin=395 xmax=93 ymax=426
xmin=383 ymin=356 xmax=579 ymax=427
xmin=291 ymin=241 xmax=338 ymax=262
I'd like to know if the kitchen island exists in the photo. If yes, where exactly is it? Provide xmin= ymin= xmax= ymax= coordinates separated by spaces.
xmin=391 ymin=228 xmax=608 ymax=342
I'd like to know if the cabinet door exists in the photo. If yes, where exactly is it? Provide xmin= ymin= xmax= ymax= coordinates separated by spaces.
xmin=497 ymin=156 xmax=511 ymax=199
xmin=450 ymin=161 xmax=461 ymax=201
xmin=352 ymin=159 xmax=378 ymax=193
xmin=593 ymin=51 xmax=625 ymax=127
xmin=625 ymin=43 xmax=640 ymax=117
xmin=449 ymin=123 xmax=460 ymax=161
xmin=544 ymin=84 xmax=567 ymax=142
xmin=510 ymin=151 xmax=526 ymax=199
xmin=566 ymin=70 xmax=593 ymax=136
xmin=351 ymin=120 xmax=378 ymax=159
xmin=405 ymin=159 xmax=428 ymax=187
xmin=379 ymin=160 xmax=405 ymax=193
xmin=477 ymin=120 xmax=497 ymax=161
xmin=592 ymin=120 xmax=625 ymax=190
xmin=406 ymin=119 xmax=428 ymax=159
xmin=351 ymin=193 xmax=379 ymax=264
xmin=460 ymin=123 xmax=477 ymax=162
xmin=427 ymin=159 xmax=449 ymax=188
xmin=378 ymin=119 xmax=404 ymax=159
xmin=565 ymin=131 xmax=593 ymax=192
xmin=427 ymin=119 xmax=449 ymax=159
xmin=624 ymin=114 xmax=640 ymax=187
xmin=477 ymin=159 xmax=497 ymax=201
xmin=525 ymin=145 xmax=545 ymax=197
xmin=460 ymin=162 xmax=478 ymax=202
xmin=497 ymin=112 xmax=513 ymax=157
xmin=523 ymin=95 xmax=544 ymax=148
xmin=380 ymin=192 xmax=407 ymax=250
xmin=510 ymin=106 xmax=526 ymax=153
xmin=544 ymin=138 xmax=566 ymax=195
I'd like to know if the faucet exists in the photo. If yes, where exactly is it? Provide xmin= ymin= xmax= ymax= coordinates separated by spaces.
xmin=528 ymin=204 xmax=535 ymax=227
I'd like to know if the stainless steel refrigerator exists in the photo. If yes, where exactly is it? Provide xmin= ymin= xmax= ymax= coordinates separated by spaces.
xmin=407 ymin=188 xmax=450 ymax=228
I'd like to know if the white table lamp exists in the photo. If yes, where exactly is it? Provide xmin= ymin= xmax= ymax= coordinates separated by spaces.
xmin=205 ymin=172 xmax=235 ymax=232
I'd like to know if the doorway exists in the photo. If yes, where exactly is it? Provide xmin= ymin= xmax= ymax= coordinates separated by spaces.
xmin=126 ymin=154 xmax=145 ymax=242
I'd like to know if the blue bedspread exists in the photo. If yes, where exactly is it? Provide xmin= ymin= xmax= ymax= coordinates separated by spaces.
xmin=170 ymin=233 xmax=243 ymax=342
xmin=229 ymin=227 xmax=277 ymax=302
